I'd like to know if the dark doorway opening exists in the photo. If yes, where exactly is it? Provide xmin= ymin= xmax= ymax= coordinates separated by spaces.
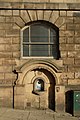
xmin=65 ymin=90 xmax=73 ymax=115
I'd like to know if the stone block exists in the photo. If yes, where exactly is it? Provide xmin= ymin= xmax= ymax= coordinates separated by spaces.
xmin=67 ymin=24 xmax=76 ymax=30
xmin=5 ymin=73 xmax=16 ymax=80
xmin=14 ymin=17 xmax=25 ymax=28
xmin=59 ymin=3 xmax=68 ymax=9
xmin=59 ymin=30 xmax=74 ymax=37
xmin=0 ymin=66 xmax=12 ymax=73
xmin=66 ymin=37 xmax=74 ymax=43
xmin=59 ymin=24 xmax=66 ymax=30
xmin=13 ymin=51 xmax=20 ymax=58
xmin=67 ymin=11 xmax=73 ymax=17
xmin=12 ymin=37 xmax=20 ymax=44
xmin=75 ymin=44 xmax=80 ymax=50
xmin=44 ymin=10 xmax=52 ymax=21
xmin=60 ymin=11 xmax=67 ymax=16
xmin=75 ymin=31 xmax=80 ymax=36
xmin=5 ymin=17 xmax=15 ymax=23
xmin=0 ymin=37 xmax=12 ymax=44
xmin=37 ymin=10 xmax=44 ymax=20
xmin=0 ymin=59 xmax=3 ymax=65
xmin=13 ymin=10 xmax=20 ymax=16
xmin=68 ymin=65 xmax=80 ymax=72
xmin=55 ymin=17 xmax=66 ymax=28
xmin=46 ymin=3 xmax=59 ymax=9
xmin=75 ymin=72 xmax=80 ymax=79
xmin=59 ymin=37 xmax=66 ymax=43
xmin=0 ymin=23 xmax=13 ymax=30
xmin=0 ymin=44 xmax=5 ymax=52
xmin=68 ymin=79 xmax=80 ymax=85
xmin=11 ymin=44 xmax=20 ymax=51
xmin=0 ymin=87 xmax=13 ymax=107
xmin=60 ymin=44 xmax=75 ymax=51
xmin=61 ymin=51 xmax=67 ymax=58
xmin=62 ymin=65 xmax=68 ymax=72
xmin=50 ymin=11 xmax=59 ymax=24
xmin=0 ymin=16 xmax=5 ymax=22
xmin=75 ymin=37 xmax=80 ymax=43
xmin=0 ymin=52 xmax=12 ymax=58
xmin=61 ymin=72 xmax=74 ymax=79
xmin=74 ymin=51 xmax=80 ymax=58
xmin=27 ymin=10 xmax=37 ymax=21
xmin=12 ymin=2 xmax=24 ymax=9
xmin=0 ymin=73 xmax=4 ymax=80
xmin=63 ymin=58 xmax=74 ymax=65
xmin=24 ymin=3 xmax=35 ymax=9
xmin=75 ymin=59 xmax=80 ymax=65
xmin=20 ymin=10 xmax=30 ymax=23
xmin=66 ymin=17 xmax=73 ymax=23
xmin=6 ymin=29 xmax=20 ymax=37
xmin=3 ymin=59 xmax=16 ymax=65
xmin=0 ymin=30 xmax=5 ymax=37
xmin=74 ymin=17 xmax=80 ymax=23
xmin=68 ymin=51 xmax=77 ymax=58
xmin=0 ymin=10 xmax=12 ymax=16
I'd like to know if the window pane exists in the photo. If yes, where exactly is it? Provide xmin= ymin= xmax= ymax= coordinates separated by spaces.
xmin=23 ymin=45 xmax=29 ymax=56
xmin=31 ymin=45 xmax=48 ymax=56
xmin=50 ymin=28 xmax=57 ymax=43
xmin=23 ymin=27 xmax=29 ymax=42
xmin=50 ymin=45 xmax=58 ymax=58
xmin=31 ymin=24 xmax=48 ymax=42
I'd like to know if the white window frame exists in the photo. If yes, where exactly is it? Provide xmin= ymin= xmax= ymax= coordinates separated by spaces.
xmin=21 ymin=23 xmax=59 ymax=59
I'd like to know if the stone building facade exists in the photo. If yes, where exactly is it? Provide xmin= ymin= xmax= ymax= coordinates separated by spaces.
xmin=0 ymin=0 xmax=80 ymax=115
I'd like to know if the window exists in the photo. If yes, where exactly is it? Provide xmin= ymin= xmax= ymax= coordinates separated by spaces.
xmin=34 ymin=78 xmax=44 ymax=92
xmin=21 ymin=21 xmax=59 ymax=59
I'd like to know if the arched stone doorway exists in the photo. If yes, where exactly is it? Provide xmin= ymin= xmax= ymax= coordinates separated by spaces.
xmin=23 ymin=68 xmax=55 ymax=110
xmin=14 ymin=59 xmax=63 ymax=110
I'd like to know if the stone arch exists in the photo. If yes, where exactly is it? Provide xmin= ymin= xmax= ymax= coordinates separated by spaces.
xmin=16 ymin=59 xmax=62 ymax=85
xmin=14 ymin=10 xmax=65 ymax=28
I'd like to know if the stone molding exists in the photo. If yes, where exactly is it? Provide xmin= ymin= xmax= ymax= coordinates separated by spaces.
xmin=14 ymin=59 xmax=63 ymax=85
xmin=0 ymin=2 xmax=80 ymax=10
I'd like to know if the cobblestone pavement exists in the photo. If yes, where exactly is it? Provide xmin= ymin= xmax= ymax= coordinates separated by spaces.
xmin=0 ymin=108 xmax=79 ymax=120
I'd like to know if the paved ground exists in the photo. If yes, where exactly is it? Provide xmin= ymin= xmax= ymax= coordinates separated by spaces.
xmin=0 ymin=107 xmax=79 ymax=120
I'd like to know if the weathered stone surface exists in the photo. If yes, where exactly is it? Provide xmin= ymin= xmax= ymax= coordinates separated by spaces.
xmin=59 ymin=30 xmax=74 ymax=36
xmin=68 ymin=65 xmax=80 ymax=72
xmin=60 ymin=11 xmax=67 ymax=16
xmin=59 ymin=37 xmax=66 ymax=43
xmin=66 ymin=37 xmax=74 ymax=43
xmin=0 ymin=10 xmax=12 ymax=16
xmin=75 ymin=59 xmax=80 ymax=65
xmin=0 ymin=0 xmax=80 ymax=112
xmin=61 ymin=51 xmax=67 ymax=58
xmin=75 ymin=72 xmax=80 ymax=79
xmin=60 ymin=44 xmax=75 ymax=51
xmin=66 ymin=17 xmax=73 ymax=23
xmin=13 ymin=10 xmax=20 ymax=16
xmin=0 ymin=66 xmax=12 ymax=73
xmin=43 ymin=10 xmax=52 ymax=21
xmin=55 ymin=17 xmax=66 ymax=28
xmin=49 ymin=11 xmax=59 ymax=24
xmin=20 ymin=10 xmax=30 ymax=23
xmin=63 ymin=58 xmax=74 ymax=65
xmin=68 ymin=79 xmax=80 ymax=85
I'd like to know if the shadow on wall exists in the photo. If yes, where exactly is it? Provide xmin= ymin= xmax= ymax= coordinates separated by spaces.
xmin=48 ymin=77 xmax=55 ymax=111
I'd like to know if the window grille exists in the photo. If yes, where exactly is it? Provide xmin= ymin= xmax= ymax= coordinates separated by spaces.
xmin=21 ymin=21 xmax=59 ymax=59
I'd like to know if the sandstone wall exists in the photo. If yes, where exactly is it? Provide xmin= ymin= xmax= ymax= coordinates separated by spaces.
xmin=0 ymin=1 xmax=80 ymax=108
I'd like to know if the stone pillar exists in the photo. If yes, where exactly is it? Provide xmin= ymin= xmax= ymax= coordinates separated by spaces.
xmin=55 ymin=85 xmax=65 ymax=112
xmin=14 ymin=85 xmax=25 ymax=109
